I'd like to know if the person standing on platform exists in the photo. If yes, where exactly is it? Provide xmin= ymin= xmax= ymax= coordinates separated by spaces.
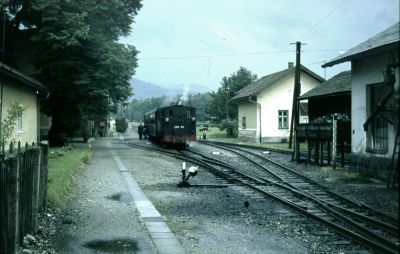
xmin=138 ymin=123 xmax=144 ymax=140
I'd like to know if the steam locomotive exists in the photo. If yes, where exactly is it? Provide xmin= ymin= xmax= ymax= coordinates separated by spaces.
xmin=144 ymin=105 xmax=196 ymax=147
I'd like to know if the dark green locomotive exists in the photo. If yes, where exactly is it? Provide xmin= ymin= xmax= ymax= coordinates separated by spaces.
xmin=144 ymin=105 xmax=196 ymax=146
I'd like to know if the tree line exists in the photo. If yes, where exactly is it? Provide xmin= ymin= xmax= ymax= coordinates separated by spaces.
xmin=126 ymin=66 xmax=257 ymax=137
xmin=123 ymin=93 xmax=212 ymax=122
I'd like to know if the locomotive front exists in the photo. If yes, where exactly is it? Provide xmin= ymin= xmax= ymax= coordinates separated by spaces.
xmin=161 ymin=105 xmax=196 ymax=146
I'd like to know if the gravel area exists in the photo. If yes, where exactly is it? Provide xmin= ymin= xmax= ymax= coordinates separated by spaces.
xmin=119 ymin=139 xmax=389 ymax=254
xmin=119 ymin=143 xmax=308 ymax=254
xmin=249 ymin=147 xmax=399 ymax=217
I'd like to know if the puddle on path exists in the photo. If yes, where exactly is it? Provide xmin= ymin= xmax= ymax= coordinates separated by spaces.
xmin=106 ymin=192 xmax=131 ymax=204
xmin=83 ymin=238 xmax=139 ymax=253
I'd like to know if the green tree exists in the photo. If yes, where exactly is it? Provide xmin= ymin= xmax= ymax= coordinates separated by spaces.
xmin=206 ymin=67 xmax=257 ymax=137
xmin=0 ymin=0 xmax=142 ymax=139
xmin=127 ymin=95 xmax=179 ymax=122
xmin=127 ymin=93 xmax=212 ymax=122
xmin=0 ymin=102 xmax=25 ymax=145
xmin=189 ymin=93 xmax=212 ymax=122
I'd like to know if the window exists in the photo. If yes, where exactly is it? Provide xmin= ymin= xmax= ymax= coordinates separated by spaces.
xmin=242 ymin=117 xmax=246 ymax=129
xmin=278 ymin=110 xmax=288 ymax=129
xmin=186 ymin=108 xmax=195 ymax=118
xmin=366 ymin=83 xmax=389 ymax=153
xmin=14 ymin=103 xmax=24 ymax=133
xmin=299 ymin=102 xmax=308 ymax=116
xmin=16 ymin=114 xmax=23 ymax=133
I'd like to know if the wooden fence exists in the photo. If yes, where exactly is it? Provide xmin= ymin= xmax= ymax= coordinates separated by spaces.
xmin=295 ymin=122 xmax=351 ymax=166
xmin=0 ymin=141 xmax=48 ymax=254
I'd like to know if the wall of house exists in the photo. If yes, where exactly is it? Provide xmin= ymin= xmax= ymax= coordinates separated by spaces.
xmin=351 ymin=50 xmax=399 ymax=159
xmin=257 ymin=71 xmax=321 ymax=142
xmin=1 ymin=76 xmax=38 ymax=146
xmin=237 ymin=101 xmax=258 ymax=141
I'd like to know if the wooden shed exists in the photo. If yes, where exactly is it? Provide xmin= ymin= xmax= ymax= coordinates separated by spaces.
xmin=299 ymin=71 xmax=351 ymax=122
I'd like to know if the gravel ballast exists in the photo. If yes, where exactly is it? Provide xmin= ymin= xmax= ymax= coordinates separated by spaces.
xmin=119 ymin=138 xmax=397 ymax=253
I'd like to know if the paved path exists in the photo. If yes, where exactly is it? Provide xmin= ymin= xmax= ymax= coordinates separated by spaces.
xmin=53 ymin=137 xmax=185 ymax=254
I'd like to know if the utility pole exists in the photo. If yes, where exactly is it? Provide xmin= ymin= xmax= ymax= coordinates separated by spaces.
xmin=0 ymin=7 xmax=6 ymax=146
xmin=225 ymin=82 xmax=229 ymax=121
xmin=288 ymin=42 xmax=306 ymax=158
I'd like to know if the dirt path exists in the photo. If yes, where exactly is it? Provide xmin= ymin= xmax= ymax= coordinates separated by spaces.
xmin=52 ymin=137 xmax=156 ymax=254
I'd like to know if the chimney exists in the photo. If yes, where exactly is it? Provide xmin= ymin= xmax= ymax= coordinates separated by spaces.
xmin=288 ymin=62 xmax=294 ymax=68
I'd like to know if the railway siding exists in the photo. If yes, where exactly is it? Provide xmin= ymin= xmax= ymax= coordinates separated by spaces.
xmin=127 ymin=138 xmax=398 ymax=253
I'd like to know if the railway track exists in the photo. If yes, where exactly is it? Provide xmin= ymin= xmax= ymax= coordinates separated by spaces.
xmin=197 ymin=139 xmax=350 ymax=164
xmin=128 ymin=142 xmax=399 ymax=253
xmin=202 ymin=142 xmax=398 ymax=225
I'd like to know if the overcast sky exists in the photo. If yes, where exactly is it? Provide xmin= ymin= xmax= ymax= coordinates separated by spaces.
xmin=120 ymin=0 xmax=399 ymax=91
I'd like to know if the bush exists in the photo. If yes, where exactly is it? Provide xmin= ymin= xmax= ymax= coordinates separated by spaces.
xmin=219 ymin=119 xmax=238 ymax=138
xmin=81 ymin=151 xmax=91 ymax=164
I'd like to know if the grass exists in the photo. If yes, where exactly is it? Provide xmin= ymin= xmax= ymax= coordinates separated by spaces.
xmin=196 ymin=130 xmax=328 ymax=154
xmin=47 ymin=146 xmax=92 ymax=207
xmin=196 ymin=125 xmax=295 ymax=150
xmin=196 ymin=126 xmax=229 ymax=139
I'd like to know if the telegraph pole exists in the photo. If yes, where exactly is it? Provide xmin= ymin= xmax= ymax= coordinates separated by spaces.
xmin=288 ymin=42 xmax=306 ymax=157
xmin=0 ymin=7 xmax=6 ymax=146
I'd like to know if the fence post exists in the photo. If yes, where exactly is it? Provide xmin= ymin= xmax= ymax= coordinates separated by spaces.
xmin=295 ymin=131 xmax=300 ymax=162
xmin=31 ymin=144 xmax=40 ymax=231
xmin=17 ymin=141 xmax=26 ymax=244
xmin=332 ymin=114 xmax=337 ymax=169
xmin=0 ymin=154 xmax=7 ymax=254
xmin=39 ymin=141 xmax=49 ymax=210
xmin=24 ymin=142 xmax=33 ymax=236
xmin=6 ymin=154 xmax=19 ymax=254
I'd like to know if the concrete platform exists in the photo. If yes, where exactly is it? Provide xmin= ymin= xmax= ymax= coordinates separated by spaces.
xmin=110 ymin=143 xmax=186 ymax=254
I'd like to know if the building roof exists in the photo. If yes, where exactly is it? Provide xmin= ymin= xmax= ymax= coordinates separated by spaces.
xmin=231 ymin=65 xmax=324 ymax=101
xmin=299 ymin=70 xmax=351 ymax=100
xmin=0 ymin=62 xmax=49 ymax=93
xmin=323 ymin=22 xmax=400 ymax=68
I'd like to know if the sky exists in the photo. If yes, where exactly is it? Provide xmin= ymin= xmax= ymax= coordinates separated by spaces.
xmin=120 ymin=0 xmax=400 ymax=91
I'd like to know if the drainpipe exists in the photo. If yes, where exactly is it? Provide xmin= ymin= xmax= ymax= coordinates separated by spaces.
xmin=248 ymin=96 xmax=262 ymax=143
xmin=0 ymin=63 xmax=3 ymax=148
xmin=37 ymin=92 xmax=50 ymax=143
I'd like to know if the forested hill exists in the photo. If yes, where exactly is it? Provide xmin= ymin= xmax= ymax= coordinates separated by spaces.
xmin=130 ymin=78 xmax=211 ymax=99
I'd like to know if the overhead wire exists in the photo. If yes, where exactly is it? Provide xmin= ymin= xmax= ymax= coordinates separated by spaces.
xmin=279 ymin=0 xmax=360 ymax=54
xmin=301 ymin=0 xmax=363 ymax=43
xmin=138 ymin=1 xmax=367 ymax=63
xmin=277 ymin=0 xmax=348 ymax=53
xmin=138 ymin=49 xmax=346 ymax=61
xmin=138 ymin=50 xmax=293 ymax=60
xmin=297 ymin=0 xmax=348 ymax=41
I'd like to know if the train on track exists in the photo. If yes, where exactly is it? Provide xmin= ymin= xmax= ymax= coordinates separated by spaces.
xmin=144 ymin=105 xmax=196 ymax=147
